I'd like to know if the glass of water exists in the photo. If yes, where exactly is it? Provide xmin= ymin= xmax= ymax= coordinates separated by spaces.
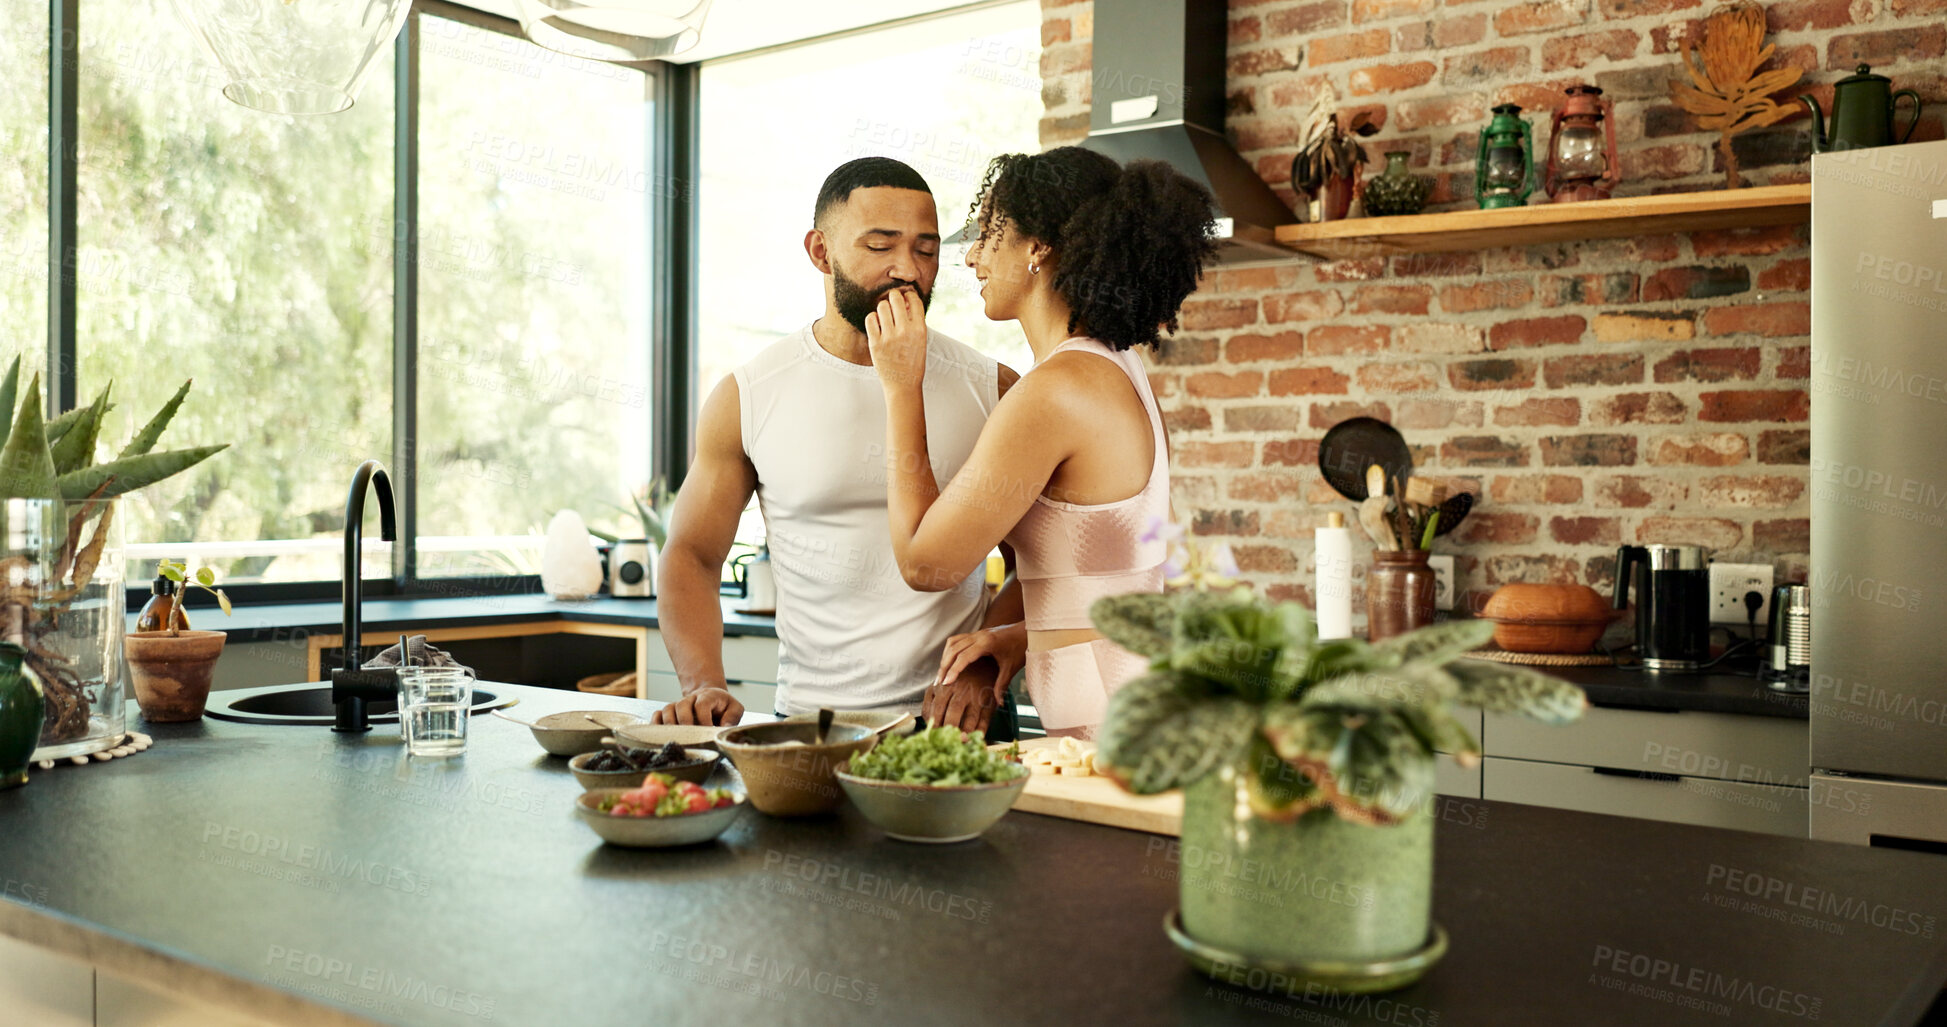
xmin=398 ymin=666 xmax=474 ymax=757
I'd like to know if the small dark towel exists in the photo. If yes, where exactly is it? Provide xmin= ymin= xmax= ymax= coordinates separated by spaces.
xmin=361 ymin=634 xmax=474 ymax=674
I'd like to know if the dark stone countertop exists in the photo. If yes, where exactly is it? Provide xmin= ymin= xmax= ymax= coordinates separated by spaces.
xmin=132 ymin=594 xmax=780 ymax=642
xmin=0 ymin=684 xmax=1938 ymax=1026
xmin=170 ymin=595 xmax=1799 ymax=720
xmin=1532 ymin=663 xmax=1809 ymax=720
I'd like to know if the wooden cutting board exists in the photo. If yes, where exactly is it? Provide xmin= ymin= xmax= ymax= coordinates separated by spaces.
xmin=1009 ymin=739 xmax=1183 ymax=837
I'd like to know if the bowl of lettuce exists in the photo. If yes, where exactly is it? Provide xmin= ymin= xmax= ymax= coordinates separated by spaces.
xmin=835 ymin=727 xmax=1029 ymax=843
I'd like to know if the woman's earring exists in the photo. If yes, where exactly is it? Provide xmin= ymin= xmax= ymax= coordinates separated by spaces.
xmin=1028 ymin=262 xmax=1040 ymax=275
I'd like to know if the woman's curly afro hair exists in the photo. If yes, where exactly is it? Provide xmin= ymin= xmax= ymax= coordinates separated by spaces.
xmin=966 ymin=146 xmax=1217 ymax=351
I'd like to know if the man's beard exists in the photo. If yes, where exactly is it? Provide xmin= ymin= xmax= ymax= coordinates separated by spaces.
xmin=832 ymin=260 xmax=931 ymax=333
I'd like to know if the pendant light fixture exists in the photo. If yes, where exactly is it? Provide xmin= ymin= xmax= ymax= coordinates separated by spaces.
xmin=516 ymin=0 xmax=710 ymax=63
xmin=171 ymin=0 xmax=414 ymax=115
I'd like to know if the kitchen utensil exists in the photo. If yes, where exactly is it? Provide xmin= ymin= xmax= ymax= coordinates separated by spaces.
xmin=1800 ymin=64 xmax=1922 ymax=153
xmin=1432 ymin=491 xmax=1473 ymax=537
xmin=715 ymin=721 xmax=880 ymax=816
xmin=1613 ymin=544 xmax=1710 ymax=671
xmin=1319 ymin=419 xmax=1412 ymax=502
xmin=517 ymin=710 xmax=648 ymax=757
xmin=573 ymin=788 xmax=746 ymax=848
xmin=1481 ymin=584 xmax=1620 ymax=654
xmin=1766 ymin=583 xmax=1811 ymax=691
xmin=815 ymin=707 xmax=833 ymax=746
xmin=835 ymin=767 xmax=1029 ymax=843
xmin=398 ymin=666 xmax=473 ymax=758
xmin=491 ymin=708 xmax=539 ymax=728
xmin=776 ymin=708 xmax=918 ymax=740
xmin=583 ymin=712 xmax=636 ymax=731
xmin=1358 ymin=496 xmax=1397 ymax=550
xmin=608 ymin=539 xmax=655 ymax=598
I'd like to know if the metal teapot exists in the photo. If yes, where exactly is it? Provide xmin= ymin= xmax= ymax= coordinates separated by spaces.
xmin=1800 ymin=64 xmax=1922 ymax=153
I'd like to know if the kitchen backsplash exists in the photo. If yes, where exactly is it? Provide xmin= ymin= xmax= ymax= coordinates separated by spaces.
xmin=1038 ymin=0 xmax=1943 ymax=619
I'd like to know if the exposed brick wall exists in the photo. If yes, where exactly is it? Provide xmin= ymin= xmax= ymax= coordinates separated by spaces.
xmin=1037 ymin=0 xmax=1944 ymax=624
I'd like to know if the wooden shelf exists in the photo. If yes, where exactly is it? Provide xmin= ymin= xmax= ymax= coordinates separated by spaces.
xmin=1271 ymin=183 xmax=1809 ymax=260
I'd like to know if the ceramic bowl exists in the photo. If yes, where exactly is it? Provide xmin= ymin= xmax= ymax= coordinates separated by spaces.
xmin=1480 ymin=583 xmax=1621 ymax=654
xmin=715 ymin=722 xmax=880 ymax=817
xmin=568 ymin=748 xmax=721 ymax=791
xmin=573 ymin=788 xmax=746 ymax=848
xmin=834 ymin=767 xmax=1028 ymax=843
xmin=615 ymin=722 xmax=726 ymax=752
xmin=525 ymin=711 xmax=646 ymax=757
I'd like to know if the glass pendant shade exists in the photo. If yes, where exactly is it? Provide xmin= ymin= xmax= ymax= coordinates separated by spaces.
xmin=1483 ymin=145 xmax=1526 ymax=194
xmin=171 ymin=0 xmax=413 ymax=115
xmin=516 ymin=0 xmax=710 ymax=63
xmin=1551 ymin=123 xmax=1607 ymax=182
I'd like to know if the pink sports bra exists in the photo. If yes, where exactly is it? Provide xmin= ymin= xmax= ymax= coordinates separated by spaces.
xmin=1003 ymin=337 xmax=1171 ymax=632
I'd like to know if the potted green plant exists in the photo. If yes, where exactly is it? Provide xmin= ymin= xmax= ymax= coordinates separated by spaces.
xmin=0 ymin=359 xmax=228 ymax=755
xmin=1089 ymin=536 xmax=1586 ymax=993
xmin=126 ymin=559 xmax=233 ymax=722
xmin=1290 ymin=100 xmax=1379 ymax=223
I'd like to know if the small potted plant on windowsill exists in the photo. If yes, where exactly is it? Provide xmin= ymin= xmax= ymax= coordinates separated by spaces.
xmin=126 ymin=559 xmax=233 ymax=723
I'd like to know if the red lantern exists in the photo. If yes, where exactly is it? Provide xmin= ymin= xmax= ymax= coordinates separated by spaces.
xmin=1544 ymin=85 xmax=1620 ymax=203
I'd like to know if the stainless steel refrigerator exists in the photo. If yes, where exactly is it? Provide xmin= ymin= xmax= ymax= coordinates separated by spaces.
xmin=1809 ymin=138 xmax=1947 ymax=846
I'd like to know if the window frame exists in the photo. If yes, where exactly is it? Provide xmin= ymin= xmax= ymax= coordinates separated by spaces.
xmin=35 ymin=0 xmax=697 ymax=608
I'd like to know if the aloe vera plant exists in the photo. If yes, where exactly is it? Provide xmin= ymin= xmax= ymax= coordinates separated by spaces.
xmin=1091 ymin=581 xmax=1586 ymax=827
xmin=0 ymin=356 xmax=228 ymax=745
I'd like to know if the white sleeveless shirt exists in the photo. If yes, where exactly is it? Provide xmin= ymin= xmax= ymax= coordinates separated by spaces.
xmin=734 ymin=323 xmax=1001 ymax=715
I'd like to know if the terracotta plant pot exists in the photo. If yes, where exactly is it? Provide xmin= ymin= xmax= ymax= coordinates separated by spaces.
xmin=126 ymin=630 xmax=227 ymax=723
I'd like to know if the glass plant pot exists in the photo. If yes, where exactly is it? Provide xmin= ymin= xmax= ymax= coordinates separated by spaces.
xmin=1363 ymin=151 xmax=1431 ymax=217
xmin=170 ymin=0 xmax=414 ymax=114
xmin=7 ymin=499 xmax=127 ymax=760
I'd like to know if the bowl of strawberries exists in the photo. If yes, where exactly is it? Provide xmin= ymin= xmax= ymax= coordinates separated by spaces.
xmin=573 ymin=773 xmax=746 ymax=848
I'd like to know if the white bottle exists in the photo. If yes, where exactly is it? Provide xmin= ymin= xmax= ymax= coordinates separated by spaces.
xmin=1315 ymin=511 xmax=1354 ymax=640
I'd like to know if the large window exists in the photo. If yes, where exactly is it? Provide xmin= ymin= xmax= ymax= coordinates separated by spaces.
xmin=77 ymin=0 xmax=396 ymax=584
xmin=2 ymin=0 xmax=50 ymax=384
xmin=33 ymin=1 xmax=663 ymax=594
xmin=416 ymin=15 xmax=654 ymax=579
xmin=696 ymin=2 xmax=1043 ymax=404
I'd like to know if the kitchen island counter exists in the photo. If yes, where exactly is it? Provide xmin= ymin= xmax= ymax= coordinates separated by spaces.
xmin=1 ymin=684 xmax=1940 ymax=1027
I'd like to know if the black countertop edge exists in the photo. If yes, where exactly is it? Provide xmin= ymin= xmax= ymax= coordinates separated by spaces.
xmin=132 ymin=594 xmax=780 ymax=642
xmin=1528 ymin=663 xmax=1809 ymax=720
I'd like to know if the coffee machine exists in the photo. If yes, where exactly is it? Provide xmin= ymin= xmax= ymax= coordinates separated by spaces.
xmin=1612 ymin=544 xmax=1710 ymax=671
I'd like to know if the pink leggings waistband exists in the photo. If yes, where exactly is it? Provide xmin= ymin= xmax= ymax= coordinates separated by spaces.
xmin=1023 ymin=639 xmax=1151 ymax=739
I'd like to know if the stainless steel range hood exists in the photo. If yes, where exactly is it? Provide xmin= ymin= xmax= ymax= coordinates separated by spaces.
xmin=1082 ymin=0 xmax=1297 ymax=261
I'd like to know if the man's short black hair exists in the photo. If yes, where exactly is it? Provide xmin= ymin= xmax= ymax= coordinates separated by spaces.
xmin=813 ymin=157 xmax=932 ymax=229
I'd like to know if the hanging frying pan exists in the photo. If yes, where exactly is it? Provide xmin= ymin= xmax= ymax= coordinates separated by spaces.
xmin=1317 ymin=417 xmax=1412 ymax=502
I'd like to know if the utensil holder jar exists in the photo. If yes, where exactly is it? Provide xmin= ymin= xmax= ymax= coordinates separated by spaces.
xmin=1367 ymin=550 xmax=1436 ymax=642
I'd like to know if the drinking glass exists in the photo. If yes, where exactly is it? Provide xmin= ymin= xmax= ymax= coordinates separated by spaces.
xmin=398 ymin=666 xmax=474 ymax=757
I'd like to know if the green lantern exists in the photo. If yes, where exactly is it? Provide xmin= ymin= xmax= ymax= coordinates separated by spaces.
xmin=1475 ymin=104 xmax=1534 ymax=210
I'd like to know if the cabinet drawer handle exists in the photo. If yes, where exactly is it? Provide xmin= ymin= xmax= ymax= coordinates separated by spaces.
xmin=1592 ymin=766 xmax=1682 ymax=783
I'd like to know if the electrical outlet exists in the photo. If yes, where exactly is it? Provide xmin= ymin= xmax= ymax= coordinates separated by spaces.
xmin=1429 ymin=555 xmax=1455 ymax=611
xmin=1709 ymin=562 xmax=1774 ymax=627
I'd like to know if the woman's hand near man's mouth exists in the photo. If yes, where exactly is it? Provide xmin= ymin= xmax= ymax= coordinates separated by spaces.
xmin=865 ymin=285 xmax=930 ymax=392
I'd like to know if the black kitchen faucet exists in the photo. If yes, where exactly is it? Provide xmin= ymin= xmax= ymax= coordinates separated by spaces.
xmin=331 ymin=460 xmax=398 ymax=732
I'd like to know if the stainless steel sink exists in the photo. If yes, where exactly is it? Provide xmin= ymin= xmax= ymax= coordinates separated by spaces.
xmin=204 ymin=682 xmax=514 ymax=726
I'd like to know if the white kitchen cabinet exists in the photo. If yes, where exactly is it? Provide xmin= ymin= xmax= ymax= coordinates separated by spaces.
xmin=1481 ymin=706 xmax=1810 ymax=836
xmin=643 ymin=630 xmax=779 ymax=685
xmin=0 ymin=931 xmax=91 ymax=1027
xmin=1434 ymin=708 xmax=1483 ymax=798
xmin=96 ymin=971 xmax=272 ymax=1027
xmin=1483 ymin=757 xmax=1809 ymax=837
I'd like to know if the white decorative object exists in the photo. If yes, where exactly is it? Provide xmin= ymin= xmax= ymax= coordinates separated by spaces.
xmin=1314 ymin=512 xmax=1354 ymax=641
xmin=542 ymin=510 xmax=604 ymax=600
xmin=170 ymin=0 xmax=414 ymax=114
xmin=517 ymin=0 xmax=710 ymax=63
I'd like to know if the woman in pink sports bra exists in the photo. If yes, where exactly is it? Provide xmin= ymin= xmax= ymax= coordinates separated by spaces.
xmin=862 ymin=147 xmax=1217 ymax=738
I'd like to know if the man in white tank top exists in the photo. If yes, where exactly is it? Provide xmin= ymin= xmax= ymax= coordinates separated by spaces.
xmin=653 ymin=158 xmax=1024 ymax=728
